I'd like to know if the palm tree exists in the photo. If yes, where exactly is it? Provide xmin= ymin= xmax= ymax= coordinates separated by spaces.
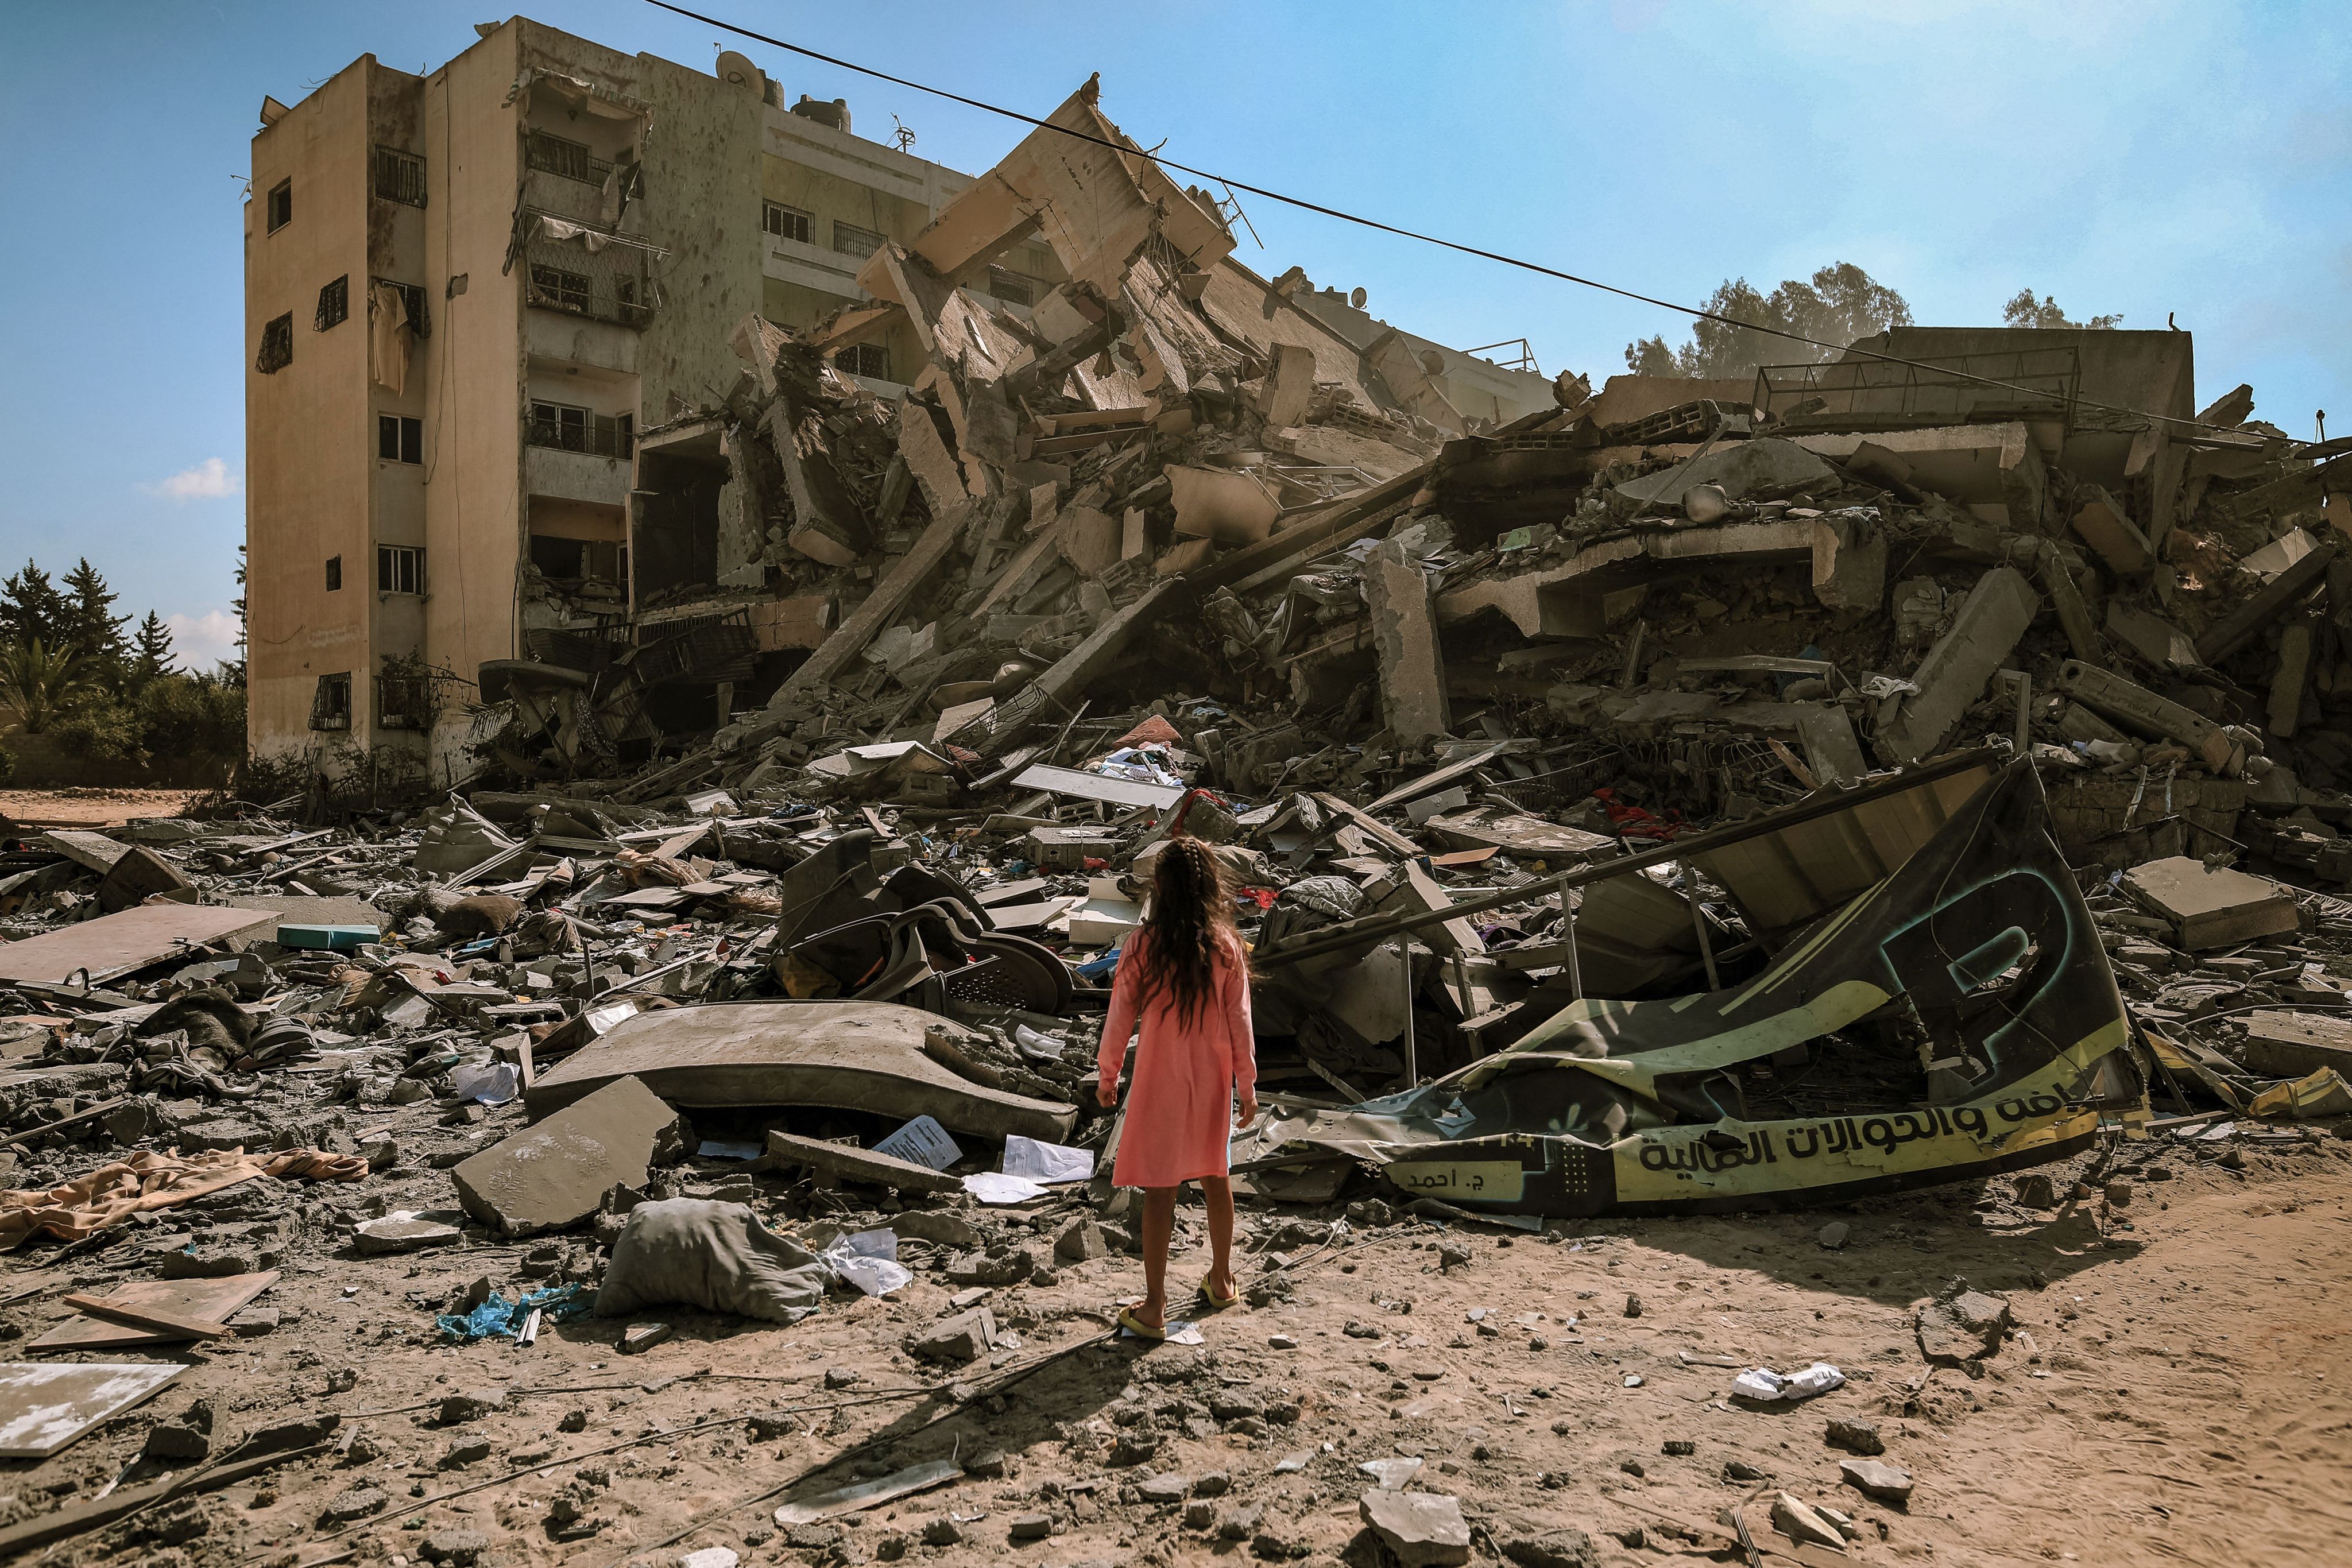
xmin=0 ymin=639 xmax=95 ymax=733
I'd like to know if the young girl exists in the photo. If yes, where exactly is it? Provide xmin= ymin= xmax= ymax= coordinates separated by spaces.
xmin=1095 ymin=835 xmax=1258 ymax=1339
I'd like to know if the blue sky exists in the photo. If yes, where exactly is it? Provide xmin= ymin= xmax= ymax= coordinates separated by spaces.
xmin=3 ymin=1 xmax=2345 ymax=670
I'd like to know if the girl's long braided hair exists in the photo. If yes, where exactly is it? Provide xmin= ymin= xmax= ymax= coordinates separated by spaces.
xmin=1133 ymin=835 xmax=1237 ymax=1027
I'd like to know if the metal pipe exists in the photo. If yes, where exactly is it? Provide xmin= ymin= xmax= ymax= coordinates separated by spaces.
xmin=1255 ymin=747 xmax=2002 ymax=971
xmin=1684 ymin=866 xmax=1721 ymax=990
xmin=1399 ymin=941 xmax=1418 ymax=1087
xmin=1561 ymin=888 xmax=1583 ymax=1001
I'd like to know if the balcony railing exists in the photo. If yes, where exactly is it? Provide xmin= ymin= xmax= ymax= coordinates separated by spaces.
xmin=527 ymin=412 xmax=634 ymax=459
xmin=521 ymin=211 xmax=665 ymax=330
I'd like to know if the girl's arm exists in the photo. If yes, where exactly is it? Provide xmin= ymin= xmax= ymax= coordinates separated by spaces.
xmin=1225 ymin=939 xmax=1258 ymax=1111
xmin=1097 ymin=934 xmax=1143 ymax=1105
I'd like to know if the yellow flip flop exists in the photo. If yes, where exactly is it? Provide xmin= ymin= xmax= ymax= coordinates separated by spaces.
xmin=1198 ymin=1276 xmax=1240 ymax=1311
xmin=1117 ymin=1304 xmax=1166 ymax=1341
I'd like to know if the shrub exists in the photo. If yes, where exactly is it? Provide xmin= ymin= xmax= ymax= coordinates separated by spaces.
xmin=52 ymin=698 xmax=147 ymax=765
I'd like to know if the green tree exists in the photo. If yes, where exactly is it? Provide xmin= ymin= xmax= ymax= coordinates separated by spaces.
xmin=0 ymin=563 xmax=68 ymax=650
xmin=1626 ymin=263 xmax=1913 ymax=380
xmin=225 ymin=543 xmax=249 ymax=688
xmin=0 ymin=638 xmax=96 ymax=734
xmin=59 ymin=558 xmax=130 ymax=682
xmin=132 ymin=611 xmax=179 ymax=684
xmin=2001 ymin=289 xmax=2122 ymax=330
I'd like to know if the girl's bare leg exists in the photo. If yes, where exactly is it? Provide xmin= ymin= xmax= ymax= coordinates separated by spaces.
xmin=1202 ymin=1175 xmax=1236 ymax=1302
xmin=1128 ymin=1184 xmax=1178 ymax=1330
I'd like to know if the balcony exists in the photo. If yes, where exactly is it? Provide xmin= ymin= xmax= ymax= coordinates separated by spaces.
xmin=528 ymin=408 xmax=633 ymax=460
xmin=521 ymin=211 xmax=665 ymax=330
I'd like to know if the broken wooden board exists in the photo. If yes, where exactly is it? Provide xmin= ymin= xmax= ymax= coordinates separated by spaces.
xmin=1365 ymin=743 xmax=1511 ymax=814
xmin=0 ymin=904 xmax=281 ymax=986
xmin=1010 ymin=762 xmax=1185 ymax=812
xmin=30 ymin=1272 xmax=279 ymax=1353
xmin=1423 ymin=807 xmax=1614 ymax=861
xmin=765 ymin=1129 xmax=963 ymax=1194
xmin=773 ymin=1458 xmax=963 ymax=1525
xmin=0 ymin=1361 xmax=183 ymax=1458
xmin=528 ymin=1001 xmax=1077 ymax=1143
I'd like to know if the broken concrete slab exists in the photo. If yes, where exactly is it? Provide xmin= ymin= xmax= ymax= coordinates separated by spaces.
xmin=1794 ymin=421 xmax=2048 ymax=528
xmin=2196 ymin=537 xmax=2336 ymax=664
xmin=1612 ymin=437 xmax=1837 ymax=510
xmin=2071 ymin=485 xmax=2152 ymax=573
xmin=1358 ymin=1488 xmax=1471 ymax=1568
xmin=1810 ymin=509 xmax=1886 ymax=610
xmin=1915 ymin=1287 xmax=2011 ymax=1366
xmin=450 ymin=1076 xmax=685 ymax=1239
xmin=1840 ymin=1457 xmax=1916 ymax=1504
xmin=1874 ymin=565 xmax=2038 ymax=765
xmin=2237 ymin=1011 xmax=2352 ymax=1081
xmin=2121 ymin=857 xmax=2299 ymax=950
xmin=0 ymin=904 xmax=281 ymax=987
xmin=1167 ymin=465 xmax=1281 ymax=545
xmin=527 ymin=1002 xmax=1077 ymax=1142
xmin=1365 ymin=538 xmax=1451 ymax=744
xmin=2055 ymin=661 xmax=2244 ymax=773
xmin=764 ymin=1129 xmax=963 ymax=1194
xmin=908 ymin=1306 xmax=997 ymax=1364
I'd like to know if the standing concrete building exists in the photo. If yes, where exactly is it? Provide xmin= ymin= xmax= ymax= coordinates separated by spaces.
xmin=243 ymin=16 xmax=1542 ymax=781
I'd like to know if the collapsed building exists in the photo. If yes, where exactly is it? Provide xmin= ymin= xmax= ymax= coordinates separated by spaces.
xmin=7 ymin=33 xmax=2352 ymax=1558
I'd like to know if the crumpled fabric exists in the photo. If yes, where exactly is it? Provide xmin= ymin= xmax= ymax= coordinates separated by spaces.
xmin=437 ymin=1282 xmax=590 ymax=1341
xmin=595 ymin=1199 xmax=829 ymax=1323
xmin=0 ymin=1148 xmax=368 ymax=1252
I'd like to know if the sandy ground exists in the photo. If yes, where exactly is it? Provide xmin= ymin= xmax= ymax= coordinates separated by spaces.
xmin=0 ymin=789 xmax=203 ymax=828
xmin=2 ymin=1126 xmax=2347 ymax=1567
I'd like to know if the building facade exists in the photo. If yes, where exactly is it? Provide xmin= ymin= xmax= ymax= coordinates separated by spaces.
xmin=243 ymin=17 xmax=1537 ymax=779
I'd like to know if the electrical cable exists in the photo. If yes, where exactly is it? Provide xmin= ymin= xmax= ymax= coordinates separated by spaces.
xmin=642 ymin=0 xmax=2308 ymax=448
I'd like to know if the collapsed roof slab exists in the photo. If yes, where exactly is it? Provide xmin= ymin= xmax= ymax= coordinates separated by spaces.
xmin=1434 ymin=519 xmax=1816 ymax=638
xmin=858 ymin=79 xmax=1233 ymax=300
xmin=1790 ymin=423 xmax=2047 ymax=528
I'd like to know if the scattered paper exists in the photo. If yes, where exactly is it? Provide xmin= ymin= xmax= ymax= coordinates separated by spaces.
xmin=875 ymin=1115 xmax=962 ymax=1171
xmin=823 ymin=1229 xmax=912 ymax=1297
xmin=1003 ymin=1135 xmax=1093 ymax=1184
xmin=1731 ymin=1361 xmax=1846 ymax=1402
xmin=962 ymin=1172 xmax=1049 ymax=1205
xmin=447 ymin=1062 xmax=519 ymax=1104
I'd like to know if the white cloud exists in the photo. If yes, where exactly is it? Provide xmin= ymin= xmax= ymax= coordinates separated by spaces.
xmin=142 ymin=458 xmax=241 ymax=501
xmin=165 ymin=610 xmax=242 ymax=670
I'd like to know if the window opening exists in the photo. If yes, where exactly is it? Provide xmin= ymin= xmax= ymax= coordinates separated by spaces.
xmin=256 ymin=312 xmax=293 ymax=374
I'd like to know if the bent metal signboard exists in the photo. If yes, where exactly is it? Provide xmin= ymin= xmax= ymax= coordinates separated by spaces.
xmin=1255 ymin=760 xmax=2137 ymax=1215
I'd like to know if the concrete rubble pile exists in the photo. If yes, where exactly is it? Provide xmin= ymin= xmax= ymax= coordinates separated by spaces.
xmin=4 ymin=74 xmax=2352 ymax=1564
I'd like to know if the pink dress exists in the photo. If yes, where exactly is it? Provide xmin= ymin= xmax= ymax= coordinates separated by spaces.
xmin=1097 ymin=928 xmax=1257 ymax=1188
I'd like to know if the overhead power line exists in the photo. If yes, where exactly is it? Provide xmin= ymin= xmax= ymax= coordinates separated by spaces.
xmin=645 ymin=0 xmax=2297 ymax=448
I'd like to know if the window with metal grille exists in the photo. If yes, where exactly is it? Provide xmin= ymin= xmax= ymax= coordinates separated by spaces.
xmin=840 ymin=342 xmax=891 ymax=381
xmin=527 ymin=401 xmax=633 ymax=459
xmin=377 ymin=545 xmax=423 ymax=595
xmin=529 ymin=264 xmax=591 ymax=314
xmin=763 ymin=202 xmax=811 ymax=242
xmin=372 ymin=277 xmax=431 ymax=339
xmin=378 ymin=414 xmax=421 ymax=464
xmin=266 ymin=179 xmax=291 ymax=232
xmin=324 ymin=555 xmax=342 ymax=592
xmin=314 ymin=275 xmax=349 ymax=331
xmin=310 ymin=672 xmax=352 ymax=731
xmin=372 ymin=145 xmax=426 ymax=207
xmin=525 ymin=130 xmax=607 ymax=186
xmin=831 ymin=220 xmax=885 ymax=257
xmin=256 ymin=312 xmax=293 ymax=374
xmin=377 ymin=660 xmax=436 ymax=730
xmin=987 ymin=266 xmax=1038 ymax=307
